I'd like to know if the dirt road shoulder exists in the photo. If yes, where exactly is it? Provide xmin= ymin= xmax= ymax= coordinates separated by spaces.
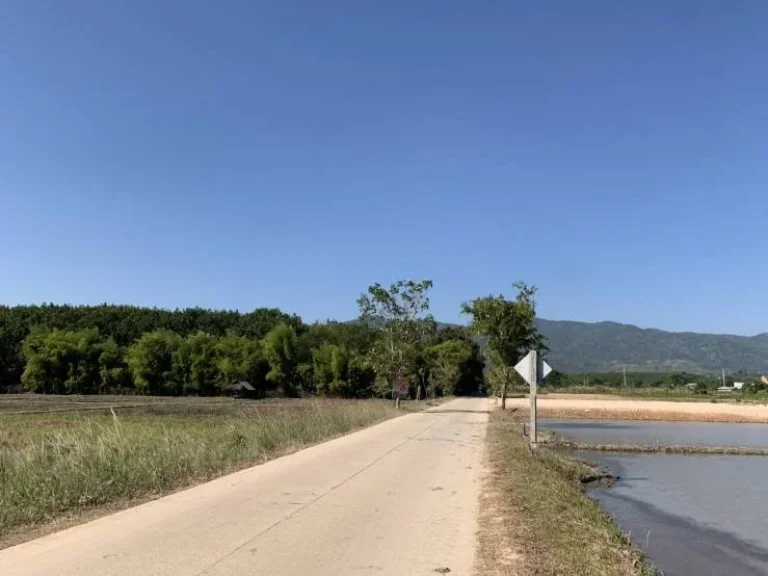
xmin=475 ymin=409 xmax=653 ymax=576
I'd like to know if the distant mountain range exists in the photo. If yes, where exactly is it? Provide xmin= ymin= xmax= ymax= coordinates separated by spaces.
xmin=536 ymin=319 xmax=768 ymax=374
xmin=357 ymin=317 xmax=768 ymax=374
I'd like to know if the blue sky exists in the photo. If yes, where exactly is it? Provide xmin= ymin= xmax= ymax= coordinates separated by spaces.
xmin=1 ymin=1 xmax=766 ymax=334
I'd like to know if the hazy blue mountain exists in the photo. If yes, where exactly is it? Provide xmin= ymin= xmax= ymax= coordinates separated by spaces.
xmin=351 ymin=316 xmax=768 ymax=374
xmin=537 ymin=319 xmax=768 ymax=374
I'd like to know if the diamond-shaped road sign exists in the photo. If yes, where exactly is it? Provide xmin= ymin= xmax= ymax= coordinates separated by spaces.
xmin=514 ymin=351 xmax=552 ymax=387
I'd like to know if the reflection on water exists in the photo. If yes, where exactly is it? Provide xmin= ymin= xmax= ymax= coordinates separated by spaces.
xmin=577 ymin=451 xmax=768 ymax=576
xmin=545 ymin=419 xmax=768 ymax=448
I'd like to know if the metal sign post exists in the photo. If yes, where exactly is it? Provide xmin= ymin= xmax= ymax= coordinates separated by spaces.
xmin=515 ymin=350 xmax=553 ymax=448
xmin=528 ymin=350 xmax=538 ymax=445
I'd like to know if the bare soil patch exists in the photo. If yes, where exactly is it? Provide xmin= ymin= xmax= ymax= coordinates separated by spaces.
xmin=503 ymin=396 xmax=768 ymax=423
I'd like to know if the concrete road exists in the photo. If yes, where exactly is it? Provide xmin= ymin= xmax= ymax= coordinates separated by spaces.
xmin=0 ymin=397 xmax=489 ymax=576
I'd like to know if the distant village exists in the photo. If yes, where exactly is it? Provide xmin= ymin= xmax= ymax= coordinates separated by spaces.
xmin=686 ymin=375 xmax=768 ymax=394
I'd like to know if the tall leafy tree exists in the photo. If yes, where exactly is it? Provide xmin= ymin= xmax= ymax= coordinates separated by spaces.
xmin=357 ymin=280 xmax=433 ymax=397
xmin=177 ymin=332 xmax=221 ymax=396
xmin=21 ymin=329 xmax=69 ymax=394
xmin=216 ymin=334 xmax=267 ymax=395
xmin=21 ymin=328 xmax=103 ymax=394
xmin=462 ymin=282 xmax=545 ymax=408
xmin=426 ymin=339 xmax=472 ymax=396
xmin=262 ymin=323 xmax=300 ymax=396
xmin=98 ymin=337 xmax=129 ymax=393
xmin=127 ymin=330 xmax=182 ymax=395
xmin=346 ymin=355 xmax=377 ymax=398
xmin=312 ymin=344 xmax=350 ymax=396
xmin=300 ymin=322 xmax=378 ymax=357
xmin=0 ymin=327 xmax=20 ymax=389
xmin=433 ymin=326 xmax=485 ymax=396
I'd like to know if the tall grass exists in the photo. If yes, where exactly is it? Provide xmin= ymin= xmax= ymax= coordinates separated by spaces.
xmin=0 ymin=400 xmax=402 ymax=536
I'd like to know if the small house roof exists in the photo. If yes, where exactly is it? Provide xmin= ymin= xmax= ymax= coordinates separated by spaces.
xmin=227 ymin=381 xmax=255 ymax=391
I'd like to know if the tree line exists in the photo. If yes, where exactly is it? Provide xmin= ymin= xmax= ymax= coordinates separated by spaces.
xmin=0 ymin=283 xmax=491 ymax=398
xmin=546 ymin=370 xmax=768 ymax=392
xmin=1 ymin=280 xmax=549 ymax=398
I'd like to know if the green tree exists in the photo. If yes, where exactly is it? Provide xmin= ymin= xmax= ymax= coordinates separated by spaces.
xmin=300 ymin=322 xmax=378 ymax=357
xmin=312 ymin=344 xmax=351 ymax=396
xmin=177 ymin=332 xmax=221 ymax=396
xmin=462 ymin=282 xmax=544 ymax=409
xmin=427 ymin=339 xmax=472 ymax=396
xmin=312 ymin=344 xmax=336 ymax=394
xmin=66 ymin=329 xmax=103 ymax=394
xmin=21 ymin=328 xmax=103 ymax=394
xmin=216 ymin=334 xmax=267 ymax=395
xmin=126 ymin=330 xmax=182 ymax=395
xmin=0 ymin=327 xmax=21 ymax=390
xmin=21 ymin=328 xmax=67 ymax=394
xmin=346 ymin=355 xmax=376 ymax=398
xmin=262 ymin=323 xmax=299 ymax=396
xmin=434 ymin=326 xmax=485 ymax=396
xmin=98 ymin=337 xmax=130 ymax=393
xmin=358 ymin=280 xmax=433 ymax=397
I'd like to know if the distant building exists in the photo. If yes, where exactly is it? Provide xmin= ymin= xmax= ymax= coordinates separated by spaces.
xmin=733 ymin=382 xmax=745 ymax=390
xmin=716 ymin=386 xmax=734 ymax=394
xmin=226 ymin=381 xmax=257 ymax=398
xmin=685 ymin=383 xmax=698 ymax=390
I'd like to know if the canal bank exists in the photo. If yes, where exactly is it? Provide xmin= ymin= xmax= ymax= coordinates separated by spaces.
xmin=542 ymin=419 xmax=768 ymax=576
xmin=478 ymin=411 xmax=652 ymax=576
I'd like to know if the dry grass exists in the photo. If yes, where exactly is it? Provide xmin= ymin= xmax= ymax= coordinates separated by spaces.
xmin=0 ymin=397 xmax=422 ymax=544
xmin=476 ymin=410 xmax=654 ymax=576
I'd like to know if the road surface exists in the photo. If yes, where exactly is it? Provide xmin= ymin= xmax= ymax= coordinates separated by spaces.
xmin=0 ymin=397 xmax=489 ymax=576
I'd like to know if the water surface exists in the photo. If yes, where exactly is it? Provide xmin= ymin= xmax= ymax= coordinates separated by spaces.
xmin=547 ymin=420 xmax=768 ymax=575
xmin=544 ymin=419 xmax=768 ymax=448
xmin=581 ymin=452 xmax=768 ymax=576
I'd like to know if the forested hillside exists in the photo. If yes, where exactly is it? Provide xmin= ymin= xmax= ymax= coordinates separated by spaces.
xmin=538 ymin=319 xmax=768 ymax=374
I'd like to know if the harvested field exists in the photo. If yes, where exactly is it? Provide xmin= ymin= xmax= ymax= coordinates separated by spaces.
xmin=0 ymin=395 xmax=432 ymax=546
xmin=503 ymin=395 xmax=768 ymax=423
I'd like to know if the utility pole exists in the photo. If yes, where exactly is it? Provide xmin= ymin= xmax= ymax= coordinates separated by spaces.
xmin=722 ymin=368 xmax=726 ymax=388
xmin=623 ymin=365 xmax=627 ymax=388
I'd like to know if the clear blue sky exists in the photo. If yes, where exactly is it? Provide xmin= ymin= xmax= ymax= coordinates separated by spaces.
xmin=1 ymin=1 xmax=766 ymax=334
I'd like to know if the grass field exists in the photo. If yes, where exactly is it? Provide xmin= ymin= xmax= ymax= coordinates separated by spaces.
xmin=477 ymin=410 xmax=654 ymax=576
xmin=0 ymin=395 xmax=424 ymax=542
